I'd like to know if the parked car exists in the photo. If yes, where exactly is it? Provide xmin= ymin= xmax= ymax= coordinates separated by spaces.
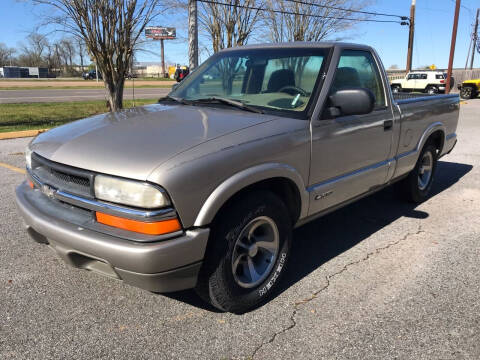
xmin=83 ymin=70 xmax=102 ymax=80
xmin=457 ymin=78 xmax=480 ymax=99
xmin=174 ymin=66 xmax=190 ymax=82
xmin=391 ymin=71 xmax=453 ymax=94
xmin=17 ymin=42 xmax=459 ymax=313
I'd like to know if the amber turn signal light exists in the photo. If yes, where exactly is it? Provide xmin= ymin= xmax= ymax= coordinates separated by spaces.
xmin=28 ymin=180 xmax=34 ymax=189
xmin=95 ymin=212 xmax=181 ymax=235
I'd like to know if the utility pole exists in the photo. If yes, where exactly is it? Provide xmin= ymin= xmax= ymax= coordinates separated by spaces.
xmin=470 ymin=9 xmax=479 ymax=69
xmin=160 ymin=38 xmax=165 ymax=77
xmin=406 ymin=0 xmax=416 ymax=73
xmin=446 ymin=0 xmax=461 ymax=94
xmin=188 ymin=0 xmax=199 ymax=69
xmin=465 ymin=36 xmax=472 ymax=69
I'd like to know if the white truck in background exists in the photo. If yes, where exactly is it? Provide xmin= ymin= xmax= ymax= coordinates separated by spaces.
xmin=391 ymin=71 xmax=453 ymax=94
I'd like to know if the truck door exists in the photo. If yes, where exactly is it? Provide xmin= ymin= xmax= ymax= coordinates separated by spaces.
xmin=308 ymin=49 xmax=394 ymax=215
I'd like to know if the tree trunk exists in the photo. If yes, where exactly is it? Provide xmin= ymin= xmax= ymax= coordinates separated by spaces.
xmin=188 ymin=0 xmax=199 ymax=69
xmin=105 ymin=78 xmax=125 ymax=112
xmin=80 ymin=53 xmax=84 ymax=72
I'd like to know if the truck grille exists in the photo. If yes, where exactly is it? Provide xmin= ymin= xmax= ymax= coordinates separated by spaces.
xmin=31 ymin=153 xmax=94 ymax=198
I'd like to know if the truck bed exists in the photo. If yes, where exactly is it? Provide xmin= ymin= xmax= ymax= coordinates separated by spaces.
xmin=393 ymin=92 xmax=442 ymax=102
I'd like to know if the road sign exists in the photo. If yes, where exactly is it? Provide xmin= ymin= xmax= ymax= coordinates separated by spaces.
xmin=145 ymin=27 xmax=176 ymax=40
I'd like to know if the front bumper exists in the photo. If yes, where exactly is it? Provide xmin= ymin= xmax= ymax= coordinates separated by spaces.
xmin=15 ymin=182 xmax=209 ymax=292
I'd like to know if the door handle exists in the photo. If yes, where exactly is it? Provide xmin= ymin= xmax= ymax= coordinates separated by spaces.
xmin=384 ymin=120 xmax=393 ymax=130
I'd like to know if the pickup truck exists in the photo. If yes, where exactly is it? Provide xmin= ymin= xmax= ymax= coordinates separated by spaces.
xmin=390 ymin=71 xmax=452 ymax=94
xmin=16 ymin=42 xmax=459 ymax=313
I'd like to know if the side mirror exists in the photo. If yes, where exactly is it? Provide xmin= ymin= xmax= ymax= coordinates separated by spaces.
xmin=325 ymin=88 xmax=375 ymax=117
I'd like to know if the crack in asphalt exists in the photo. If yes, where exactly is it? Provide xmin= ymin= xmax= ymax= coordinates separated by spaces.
xmin=250 ymin=225 xmax=425 ymax=359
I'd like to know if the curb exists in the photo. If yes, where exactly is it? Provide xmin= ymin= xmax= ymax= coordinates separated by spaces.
xmin=0 ymin=129 xmax=49 ymax=141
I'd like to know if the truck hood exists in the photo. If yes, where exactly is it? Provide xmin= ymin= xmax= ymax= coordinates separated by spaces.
xmin=30 ymin=103 xmax=280 ymax=180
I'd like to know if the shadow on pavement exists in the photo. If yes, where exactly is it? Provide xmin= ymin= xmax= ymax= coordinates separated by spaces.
xmin=165 ymin=161 xmax=472 ymax=312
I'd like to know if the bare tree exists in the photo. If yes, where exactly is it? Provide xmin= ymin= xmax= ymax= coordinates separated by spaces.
xmin=18 ymin=32 xmax=49 ymax=67
xmin=0 ymin=43 xmax=16 ymax=66
xmin=264 ymin=0 xmax=372 ymax=43
xmin=58 ymin=38 xmax=76 ymax=74
xmin=198 ymin=0 xmax=264 ymax=53
xmin=263 ymin=0 xmax=372 ymax=85
xmin=76 ymin=37 xmax=87 ymax=73
xmin=30 ymin=0 xmax=162 ymax=111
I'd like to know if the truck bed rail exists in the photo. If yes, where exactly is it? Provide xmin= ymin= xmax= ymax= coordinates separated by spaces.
xmin=394 ymin=92 xmax=459 ymax=104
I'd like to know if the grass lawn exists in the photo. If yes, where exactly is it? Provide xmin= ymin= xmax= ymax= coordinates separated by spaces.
xmin=0 ymin=99 xmax=158 ymax=133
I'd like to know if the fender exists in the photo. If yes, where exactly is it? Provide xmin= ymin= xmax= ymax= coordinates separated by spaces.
xmin=193 ymin=163 xmax=309 ymax=227
xmin=391 ymin=121 xmax=446 ymax=180
xmin=416 ymin=121 xmax=446 ymax=154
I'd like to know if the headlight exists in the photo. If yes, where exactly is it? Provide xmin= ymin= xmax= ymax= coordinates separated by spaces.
xmin=25 ymin=147 xmax=32 ymax=169
xmin=94 ymin=175 xmax=170 ymax=209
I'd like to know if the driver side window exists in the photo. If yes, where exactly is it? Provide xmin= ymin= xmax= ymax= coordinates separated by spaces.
xmin=330 ymin=50 xmax=386 ymax=109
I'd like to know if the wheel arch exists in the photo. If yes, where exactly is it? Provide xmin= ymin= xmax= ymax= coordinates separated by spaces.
xmin=193 ymin=163 xmax=308 ymax=227
xmin=417 ymin=122 xmax=446 ymax=155
xmin=463 ymin=83 xmax=478 ymax=90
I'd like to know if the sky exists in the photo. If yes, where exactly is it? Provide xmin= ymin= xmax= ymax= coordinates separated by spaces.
xmin=0 ymin=0 xmax=479 ymax=70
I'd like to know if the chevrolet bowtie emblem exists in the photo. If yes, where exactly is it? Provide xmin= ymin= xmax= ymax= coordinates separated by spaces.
xmin=41 ymin=184 xmax=56 ymax=198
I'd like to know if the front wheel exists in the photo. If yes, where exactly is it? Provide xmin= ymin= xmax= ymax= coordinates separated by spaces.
xmin=391 ymin=85 xmax=401 ymax=94
xmin=460 ymin=86 xmax=475 ymax=99
xmin=195 ymin=191 xmax=292 ymax=313
xmin=399 ymin=143 xmax=438 ymax=203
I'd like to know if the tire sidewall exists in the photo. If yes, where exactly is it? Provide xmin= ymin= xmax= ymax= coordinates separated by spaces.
xmin=209 ymin=193 xmax=291 ymax=312
xmin=409 ymin=143 xmax=438 ymax=202
xmin=460 ymin=87 xmax=473 ymax=99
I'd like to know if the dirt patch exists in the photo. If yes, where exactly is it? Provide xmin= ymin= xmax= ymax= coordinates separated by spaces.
xmin=0 ymin=80 xmax=175 ymax=88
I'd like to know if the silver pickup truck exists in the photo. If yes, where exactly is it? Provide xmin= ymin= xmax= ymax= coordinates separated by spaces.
xmin=16 ymin=42 xmax=459 ymax=313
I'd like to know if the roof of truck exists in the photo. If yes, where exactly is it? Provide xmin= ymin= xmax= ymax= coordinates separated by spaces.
xmin=409 ymin=70 xmax=445 ymax=73
xmin=219 ymin=41 xmax=373 ymax=52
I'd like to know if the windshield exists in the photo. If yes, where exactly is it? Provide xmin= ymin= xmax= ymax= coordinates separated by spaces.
xmin=170 ymin=48 xmax=329 ymax=117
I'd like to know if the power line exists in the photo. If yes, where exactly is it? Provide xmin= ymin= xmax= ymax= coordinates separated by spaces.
xmin=197 ymin=0 xmax=409 ymax=25
xmin=448 ymin=0 xmax=473 ymax=15
xmin=282 ymin=0 xmax=409 ymax=20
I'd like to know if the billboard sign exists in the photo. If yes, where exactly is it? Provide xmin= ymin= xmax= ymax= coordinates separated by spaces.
xmin=145 ymin=27 xmax=176 ymax=40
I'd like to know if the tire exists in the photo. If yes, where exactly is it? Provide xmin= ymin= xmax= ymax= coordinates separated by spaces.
xmin=195 ymin=191 xmax=292 ymax=313
xmin=426 ymin=86 xmax=438 ymax=95
xmin=391 ymin=85 xmax=401 ymax=94
xmin=460 ymin=86 xmax=475 ymax=99
xmin=400 ymin=142 xmax=438 ymax=203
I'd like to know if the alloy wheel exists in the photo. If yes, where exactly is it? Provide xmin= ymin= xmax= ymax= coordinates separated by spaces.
xmin=231 ymin=216 xmax=280 ymax=288
xmin=418 ymin=150 xmax=434 ymax=191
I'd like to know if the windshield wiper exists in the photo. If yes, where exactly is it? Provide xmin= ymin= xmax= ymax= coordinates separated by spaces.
xmin=158 ymin=95 xmax=190 ymax=105
xmin=188 ymin=97 xmax=264 ymax=114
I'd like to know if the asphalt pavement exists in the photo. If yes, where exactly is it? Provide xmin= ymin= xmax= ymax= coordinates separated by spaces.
xmin=0 ymin=88 xmax=170 ymax=103
xmin=0 ymin=100 xmax=479 ymax=359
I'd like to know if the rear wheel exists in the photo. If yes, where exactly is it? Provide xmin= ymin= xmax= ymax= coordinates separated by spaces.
xmin=426 ymin=86 xmax=438 ymax=95
xmin=399 ymin=143 xmax=438 ymax=203
xmin=195 ymin=191 xmax=292 ymax=313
